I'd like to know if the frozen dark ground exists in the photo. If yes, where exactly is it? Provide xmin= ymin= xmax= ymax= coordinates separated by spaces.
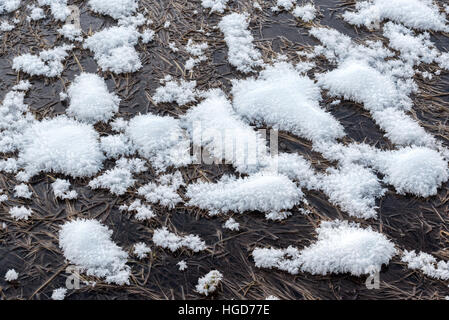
xmin=0 ymin=0 xmax=449 ymax=300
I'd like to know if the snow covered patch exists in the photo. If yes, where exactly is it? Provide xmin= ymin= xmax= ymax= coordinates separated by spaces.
xmin=83 ymin=26 xmax=142 ymax=74
xmin=17 ymin=116 xmax=104 ymax=180
xmin=88 ymin=0 xmax=138 ymax=20
xmin=201 ymin=0 xmax=229 ymax=13
xmin=12 ymin=44 xmax=74 ymax=77
xmin=67 ymin=73 xmax=120 ymax=124
xmin=218 ymin=13 xmax=263 ymax=73
xmin=196 ymin=270 xmax=223 ymax=296
xmin=0 ymin=21 xmax=14 ymax=31
xmin=153 ymin=227 xmax=206 ymax=253
xmin=52 ymin=179 xmax=78 ymax=200
xmin=125 ymin=114 xmax=191 ymax=171
xmin=186 ymin=173 xmax=303 ymax=216
xmin=253 ymin=246 xmax=301 ymax=274
xmin=401 ymin=250 xmax=449 ymax=280
xmin=342 ymin=0 xmax=448 ymax=31
xmin=232 ymin=62 xmax=345 ymax=143
xmin=10 ymin=206 xmax=32 ymax=221
xmin=4 ymin=269 xmax=18 ymax=282
xmin=59 ymin=219 xmax=130 ymax=285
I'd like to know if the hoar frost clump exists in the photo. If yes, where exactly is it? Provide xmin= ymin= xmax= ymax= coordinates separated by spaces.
xmin=153 ymin=79 xmax=198 ymax=106
xmin=52 ymin=179 xmax=78 ymax=200
xmin=153 ymin=227 xmax=206 ymax=253
xmin=342 ymin=0 xmax=448 ymax=31
xmin=88 ymin=0 xmax=138 ymax=20
xmin=125 ymin=114 xmax=191 ymax=171
xmin=253 ymin=220 xmax=396 ymax=276
xmin=83 ymin=26 xmax=142 ymax=74
xmin=401 ymin=250 xmax=449 ymax=280
xmin=12 ymin=44 xmax=74 ymax=77
xmin=9 ymin=206 xmax=32 ymax=221
xmin=0 ymin=0 xmax=20 ymax=14
xmin=67 ymin=73 xmax=120 ymax=124
xmin=186 ymin=173 xmax=303 ymax=216
xmin=292 ymin=4 xmax=317 ymax=22
xmin=232 ymin=62 xmax=345 ymax=143
xmin=4 ymin=269 xmax=18 ymax=282
xmin=218 ymin=13 xmax=263 ymax=73
xmin=38 ymin=0 xmax=70 ymax=21
xmin=16 ymin=116 xmax=104 ymax=180
xmin=201 ymin=0 xmax=229 ymax=14
xmin=59 ymin=219 xmax=130 ymax=285
xmin=133 ymin=242 xmax=151 ymax=259
xmin=182 ymin=90 xmax=269 ymax=174
xmin=195 ymin=270 xmax=223 ymax=296
xmin=51 ymin=288 xmax=67 ymax=300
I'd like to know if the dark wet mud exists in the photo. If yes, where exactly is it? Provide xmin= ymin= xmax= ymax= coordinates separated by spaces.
xmin=0 ymin=0 xmax=448 ymax=300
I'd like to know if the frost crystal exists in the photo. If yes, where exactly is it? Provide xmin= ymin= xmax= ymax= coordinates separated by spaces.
xmin=51 ymin=288 xmax=67 ymax=300
xmin=12 ymin=44 xmax=74 ymax=77
xmin=218 ymin=13 xmax=263 ymax=73
xmin=59 ymin=219 xmax=130 ymax=285
xmin=125 ymin=114 xmax=191 ymax=171
xmin=67 ymin=73 xmax=120 ymax=124
xmin=5 ymin=269 xmax=18 ymax=282
xmin=133 ymin=242 xmax=151 ymax=259
xmin=195 ymin=270 xmax=223 ymax=296
xmin=10 ymin=206 xmax=32 ymax=220
xmin=153 ymin=227 xmax=206 ymax=253
xmin=52 ymin=179 xmax=78 ymax=200
xmin=186 ymin=173 xmax=303 ymax=216
xmin=342 ymin=0 xmax=448 ymax=31
xmin=13 ymin=183 xmax=32 ymax=199
xmin=84 ymin=26 xmax=142 ymax=74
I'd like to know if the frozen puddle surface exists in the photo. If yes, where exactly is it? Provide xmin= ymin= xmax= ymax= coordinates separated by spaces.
xmin=0 ymin=0 xmax=449 ymax=299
